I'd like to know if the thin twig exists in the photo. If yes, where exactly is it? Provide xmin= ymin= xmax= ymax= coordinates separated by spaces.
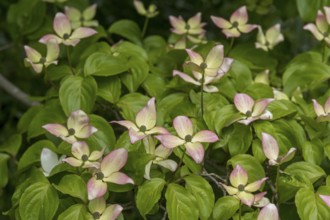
xmin=0 ymin=74 xmax=40 ymax=107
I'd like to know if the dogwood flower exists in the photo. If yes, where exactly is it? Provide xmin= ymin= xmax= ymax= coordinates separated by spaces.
xmin=112 ymin=97 xmax=168 ymax=144
xmin=304 ymin=6 xmax=330 ymax=45
xmin=39 ymin=12 xmax=97 ymax=46
xmin=234 ymin=93 xmax=273 ymax=125
xmin=144 ymin=144 xmax=177 ymax=180
xmin=262 ymin=132 xmax=296 ymax=166
xmin=155 ymin=116 xmax=218 ymax=164
xmin=211 ymin=6 xmax=257 ymax=38
xmin=87 ymin=148 xmax=134 ymax=200
xmin=88 ymin=197 xmax=123 ymax=220
xmin=65 ymin=4 xmax=99 ymax=29
xmin=255 ymin=24 xmax=284 ymax=51
xmin=40 ymin=148 xmax=64 ymax=176
xmin=169 ymin=13 xmax=206 ymax=48
xmin=319 ymin=194 xmax=330 ymax=207
xmin=134 ymin=0 xmax=158 ymax=18
xmin=221 ymin=165 xmax=268 ymax=207
xmin=62 ymin=141 xmax=103 ymax=169
xmin=24 ymin=40 xmax=59 ymax=73
xmin=43 ymin=110 xmax=97 ymax=144
xmin=257 ymin=203 xmax=279 ymax=220
xmin=254 ymin=70 xmax=269 ymax=85
xmin=312 ymin=97 xmax=330 ymax=122
xmin=173 ymin=45 xmax=233 ymax=92
xmin=253 ymin=192 xmax=270 ymax=207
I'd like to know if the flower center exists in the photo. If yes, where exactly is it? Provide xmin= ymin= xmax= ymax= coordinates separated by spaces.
xmin=139 ymin=125 xmax=147 ymax=132
xmin=200 ymin=62 xmax=207 ymax=70
xmin=185 ymin=135 xmax=192 ymax=142
xmin=238 ymin=184 xmax=245 ymax=192
xmin=185 ymin=24 xmax=190 ymax=30
xmin=232 ymin=21 xmax=239 ymax=28
xmin=63 ymin=33 xmax=70 ymax=40
xmin=92 ymin=212 xmax=101 ymax=219
xmin=81 ymin=154 xmax=88 ymax=161
xmin=68 ymin=128 xmax=75 ymax=135
xmin=39 ymin=57 xmax=46 ymax=64
xmin=245 ymin=110 xmax=252 ymax=117
xmin=96 ymin=172 xmax=104 ymax=180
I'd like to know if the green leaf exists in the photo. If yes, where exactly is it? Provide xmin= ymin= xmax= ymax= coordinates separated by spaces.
xmin=120 ymin=56 xmax=149 ymax=92
xmin=295 ymin=188 xmax=329 ymax=220
xmin=86 ymin=115 xmax=116 ymax=150
xmin=136 ymin=178 xmax=166 ymax=219
xmin=173 ymin=148 xmax=202 ymax=174
xmin=53 ymin=175 xmax=87 ymax=202
xmin=19 ymin=182 xmax=59 ymax=220
xmin=213 ymin=196 xmax=240 ymax=220
xmin=157 ymin=93 xmax=186 ymax=124
xmin=59 ymin=76 xmax=97 ymax=115
xmin=302 ymin=140 xmax=324 ymax=165
xmin=117 ymin=93 xmax=150 ymax=121
xmin=228 ymin=154 xmax=265 ymax=182
xmin=0 ymin=153 xmax=10 ymax=188
xmin=96 ymin=77 xmax=121 ymax=104
xmin=267 ymin=100 xmax=297 ymax=120
xmin=0 ymin=134 xmax=21 ymax=156
xmin=58 ymin=204 xmax=91 ymax=220
xmin=184 ymin=175 xmax=214 ymax=220
xmin=296 ymin=0 xmax=322 ymax=22
xmin=243 ymin=83 xmax=273 ymax=100
xmin=17 ymin=105 xmax=43 ymax=133
xmin=108 ymin=20 xmax=142 ymax=45
xmin=165 ymin=183 xmax=199 ymax=220
xmin=228 ymin=124 xmax=253 ymax=156
xmin=142 ymin=74 xmax=167 ymax=99
xmin=84 ymin=52 xmax=128 ymax=76
xmin=27 ymin=100 xmax=66 ymax=140
xmin=45 ymin=65 xmax=72 ymax=81
xmin=112 ymin=41 xmax=148 ymax=61
xmin=228 ymin=60 xmax=253 ymax=91
xmin=114 ymin=131 xmax=143 ymax=152
xmin=285 ymin=162 xmax=326 ymax=183
xmin=17 ymin=140 xmax=56 ymax=172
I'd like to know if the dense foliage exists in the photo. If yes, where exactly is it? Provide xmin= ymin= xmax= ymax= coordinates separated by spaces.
xmin=1 ymin=0 xmax=330 ymax=219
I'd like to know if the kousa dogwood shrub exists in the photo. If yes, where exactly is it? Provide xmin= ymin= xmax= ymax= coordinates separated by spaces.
xmin=1 ymin=0 xmax=330 ymax=219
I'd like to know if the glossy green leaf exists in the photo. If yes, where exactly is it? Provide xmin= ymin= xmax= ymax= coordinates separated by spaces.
xmin=184 ymin=175 xmax=214 ymax=220
xmin=302 ymin=140 xmax=324 ymax=165
xmin=59 ymin=76 xmax=97 ymax=115
xmin=108 ymin=20 xmax=142 ymax=45
xmin=17 ymin=105 xmax=43 ymax=133
xmin=267 ymin=100 xmax=297 ymax=120
xmin=19 ymin=182 xmax=59 ymax=220
xmin=228 ymin=124 xmax=253 ymax=156
xmin=84 ymin=52 xmax=128 ymax=76
xmin=296 ymin=0 xmax=322 ymax=22
xmin=213 ymin=196 xmax=240 ymax=220
xmin=86 ymin=114 xmax=116 ymax=150
xmin=53 ymin=175 xmax=87 ymax=202
xmin=136 ymin=178 xmax=166 ymax=219
xmin=45 ymin=65 xmax=72 ymax=81
xmin=285 ymin=162 xmax=326 ymax=183
xmin=58 ymin=204 xmax=91 ymax=220
xmin=228 ymin=154 xmax=265 ymax=182
xmin=142 ymin=74 xmax=167 ymax=99
xmin=96 ymin=77 xmax=122 ymax=104
xmin=0 ymin=134 xmax=21 ymax=156
xmin=117 ymin=93 xmax=149 ymax=121
xmin=295 ymin=187 xmax=329 ymax=220
xmin=165 ymin=183 xmax=199 ymax=220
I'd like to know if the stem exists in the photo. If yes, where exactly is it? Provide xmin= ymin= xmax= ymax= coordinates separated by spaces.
xmin=0 ymin=74 xmax=40 ymax=107
xmin=322 ymin=41 xmax=327 ymax=63
xmin=275 ymin=166 xmax=280 ymax=211
xmin=141 ymin=17 xmax=149 ymax=38
xmin=239 ymin=201 xmax=242 ymax=220
xmin=200 ymin=71 xmax=205 ymax=116
xmin=66 ymin=47 xmax=75 ymax=75
xmin=226 ymin=38 xmax=235 ymax=56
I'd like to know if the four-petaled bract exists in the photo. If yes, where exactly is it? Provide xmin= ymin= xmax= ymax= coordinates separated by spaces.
xmin=88 ymin=197 xmax=123 ymax=220
xmin=261 ymin=132 xmax=296 ymax=166
xmin=211 ymin=6 xmax=257 ymax=38
xmin=155 ymin=116 xmax=218 ymax=164
xmin=304 ymin=6 xmax=330 ymax=45
xmin=43 ymin=110 xmax=97 ymax=144
xmin=257 ymin=203 xmax=279 ymax=220
xmin=255 ymin=24 xmax=284 ymax=51
xmin=234 ymin=93 xmax=273 ymax=125
xmin=221 ymin=164 xmax=268 ymax=207
xmin=312 ymin=97 xmax=330 ymax=122
xmin=24 ymin=40 xmax=59 ymax=73
xmin=87 ymin=148 xmax=134 ymax=200
xmin=112 ymin=97 xmax=168 ymax=143
xmin=39 ymin=12 xmax=97 ymax=46
xmin=65 ymin=4 xmax=99 ymax=29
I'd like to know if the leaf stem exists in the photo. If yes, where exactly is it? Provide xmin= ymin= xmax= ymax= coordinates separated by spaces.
xmin=141 ymin=17 xmax=149 ymax=38
xmin=201 ymin=71 xmax=205 ymax=116
xmin=275 ymin=165 xmax=280 ymax=211
xmin=322 ymin=41 xmax=327 ymax=63
xmin=226 ymin=38 xmax=235 ymax=56
xmin=66 ymin=46 xmax=75 ymax=75
xmin=239 ymin=200 xmax=242 ymax=220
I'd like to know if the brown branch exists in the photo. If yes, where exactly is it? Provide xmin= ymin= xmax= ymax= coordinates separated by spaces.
xmin=0 ymin=74 xmax=40 ymax=107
